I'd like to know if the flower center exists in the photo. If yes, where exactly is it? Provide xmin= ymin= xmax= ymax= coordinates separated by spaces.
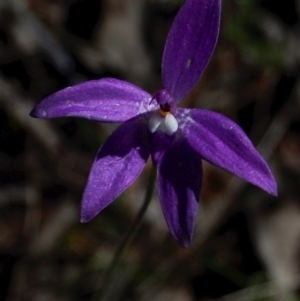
xmin=159 ymin=103 xmax=171 ymax=118
xmin=148 ymin=104 xmax=178 ymax=136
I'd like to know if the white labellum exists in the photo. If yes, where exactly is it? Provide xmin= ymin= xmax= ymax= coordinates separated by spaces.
xmin=148 ymin=111 xmax=178 ymax=136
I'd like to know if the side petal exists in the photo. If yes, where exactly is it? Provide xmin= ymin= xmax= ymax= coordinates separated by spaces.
xmin=180 ymin=109 xmax=277 ymax=195
xmin=81 ymin=115 xmax=149 ymax=222
xmin=162 ymin=0 xmax=221 ymax=103
xmin=158 ymin=137 xmax=202 ymax=248
xmin=30 ymin=78 xmax=154 ymax=122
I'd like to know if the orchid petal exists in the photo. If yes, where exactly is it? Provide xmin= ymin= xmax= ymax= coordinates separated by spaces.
xmin=149 ymin=131 xmax=175 ymax=165
xmin=158 ymin=137 xmax=202 ymax=248
xmin=81 ymin=115 xmax=149 ymax=222
xmin=162 ymin=0 xmax=221 ymax=102
xmin=30 ymin=78 xmax=154 ymax=122
xmin=180 ymin=109 xmax=277 ymax=195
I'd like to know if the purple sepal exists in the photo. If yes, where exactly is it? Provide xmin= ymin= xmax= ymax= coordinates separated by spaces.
xmin=30 ymin=78 xmax=153 ymax=122
xmin=149 ymin=131 xmax=175 ymax=165
xmin=162 ymin=0 xmax=221 ymax=103
xmin=158 ymin=137 xmax=202 ymax=248
xmin=181 ymin=109 xmax=277 ymax=195
xmin=81 ymin=115 xmax=149 ymax=222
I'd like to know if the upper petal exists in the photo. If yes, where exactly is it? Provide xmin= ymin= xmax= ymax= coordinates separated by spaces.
xmin=162 ymin=0 xmax=221 ymax=103
xmin=30 ymin=78 xmax=154 ymax=122
xmin=180 ymin=109 xmax=277 ymax=195
xmin=157 ymin=136 xmax=202 ymax=248
xmin=81 ymin=115 xmax=150 ymax=222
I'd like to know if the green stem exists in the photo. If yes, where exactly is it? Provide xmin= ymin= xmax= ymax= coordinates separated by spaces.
xmin=92 ymin=165 xmax=156 ymax=301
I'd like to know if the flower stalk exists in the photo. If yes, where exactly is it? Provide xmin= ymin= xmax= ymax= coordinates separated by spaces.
xmin=93 ymin=165 xmax=156 ymax=301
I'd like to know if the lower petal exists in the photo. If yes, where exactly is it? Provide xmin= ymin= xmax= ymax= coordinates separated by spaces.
xmin=157 ymin=137 xmax=202 ymax=248
xmin=81 ymin=115 xmax=149 ymax=222
xmin=149 ymin=131 xmax=175 ymax=165
xmin=180 ymin=108 xmax=277 ymax=195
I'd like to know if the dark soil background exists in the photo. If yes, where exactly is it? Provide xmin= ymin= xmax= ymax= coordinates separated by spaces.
xmin=0 ymin=0 xmax=300 ymax=300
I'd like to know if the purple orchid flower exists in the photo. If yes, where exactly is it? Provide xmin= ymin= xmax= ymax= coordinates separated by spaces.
xmin=30 ymin=0 xmax=277 ymax=247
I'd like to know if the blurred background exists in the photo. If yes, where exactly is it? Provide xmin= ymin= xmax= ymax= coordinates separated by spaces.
xmin=0 ymin=0 xmax=300 ymax=300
